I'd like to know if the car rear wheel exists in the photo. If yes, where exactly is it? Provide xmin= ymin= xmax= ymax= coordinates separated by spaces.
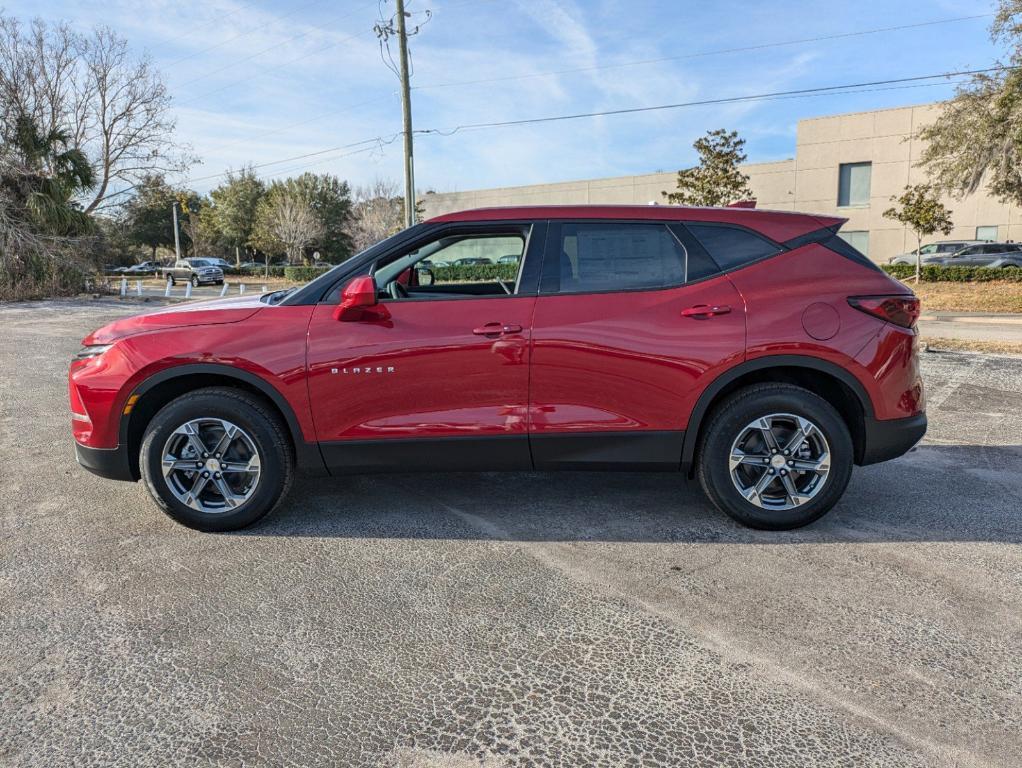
xmin=697 ymin=383 xmax=853 ymax=530
xmin=191 ymin=275 xmax=200 ymax=288
xmin=139 ymin=387 xmax=294 ymax=531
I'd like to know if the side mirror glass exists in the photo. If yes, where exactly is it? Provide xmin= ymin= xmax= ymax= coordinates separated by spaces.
xmin=334 ymin=275 xmax=381 ymax=321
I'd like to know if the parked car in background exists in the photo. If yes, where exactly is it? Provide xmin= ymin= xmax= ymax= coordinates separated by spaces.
xmin=162 ymin=258 xmax=224 ymax=287
xmin=205 ymin=258 xmax=235 ymax=271
xmin=888 ymin=240 xmax=987 ymax=265
xmin=452 ymin=257 xmax=493 ymax=266
xmin=497 ymin=254 xmax=521 ymax=264
xmin=123 ymin=261 xmax=161 ymax=274
xmin=924 ymin=242 xmax=1022 ymax=268
xmin=71 ymin=205 xmax=925 ymax=534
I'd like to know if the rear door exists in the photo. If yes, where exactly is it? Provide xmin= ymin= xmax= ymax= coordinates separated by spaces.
xmin=527 ymin=220 xmax=746 ymax=469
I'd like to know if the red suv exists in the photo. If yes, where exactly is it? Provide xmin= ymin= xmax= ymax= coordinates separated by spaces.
xmin=70 ymin=206 xmax=925 ymax=532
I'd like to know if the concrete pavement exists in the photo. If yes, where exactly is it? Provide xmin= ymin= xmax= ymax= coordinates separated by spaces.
xmin=1 ymin=300 xmax=1020 ymax=767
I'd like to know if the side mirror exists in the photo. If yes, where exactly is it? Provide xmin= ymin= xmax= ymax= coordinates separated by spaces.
xmin=334 ymin=275 xmax=382 ymax=321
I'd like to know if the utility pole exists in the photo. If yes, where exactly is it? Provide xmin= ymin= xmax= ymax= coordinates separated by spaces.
xmin=171 ymin=202 xmax=182 ymax=261
xmin=394 ymin=0 xmax=416 ymax=228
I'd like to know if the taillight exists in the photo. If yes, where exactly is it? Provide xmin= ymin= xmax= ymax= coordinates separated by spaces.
xmin=847 ymin=295 xmax=921 ymax=329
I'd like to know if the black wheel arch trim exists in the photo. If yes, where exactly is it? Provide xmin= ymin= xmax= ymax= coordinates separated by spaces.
xmin=121 ymin=363 xmax=327 ymax=476
xmin=680 ymin=354 xmax=875 ymax=470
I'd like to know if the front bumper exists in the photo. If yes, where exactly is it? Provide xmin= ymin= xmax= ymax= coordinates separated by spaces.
xmin=75 ymin=441 xmax=136 ymax=482
xmin=859 ymin=413 xmax=927 ymax=466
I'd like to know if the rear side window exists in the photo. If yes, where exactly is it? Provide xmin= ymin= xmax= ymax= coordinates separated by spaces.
xmin=686 ymin=224 xmax=782 ymax=271
xmin=542 ymin=223 xmax=686 ymax=293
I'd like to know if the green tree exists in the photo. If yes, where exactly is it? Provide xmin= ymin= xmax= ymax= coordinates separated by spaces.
xmin=208 ymin=167 xmax=264 ymax=265
xmin=281 ymin=173 xmax=352 ymax=262
xmin=883 ymin=184 xmax=954 ymax=283
xmin=122 ymin=174 xmax=178 ymax=259
xmin=917 ymin=2 xmax=1022 ymax=205
xmin=662 ymin=129 xmax=754 ymax=207
xmin=2 ymin=115 xmax=95 ymax=236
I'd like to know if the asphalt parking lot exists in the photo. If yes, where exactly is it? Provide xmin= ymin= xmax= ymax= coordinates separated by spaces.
xmin=1 ymin=299 xmax=1020 ymax=767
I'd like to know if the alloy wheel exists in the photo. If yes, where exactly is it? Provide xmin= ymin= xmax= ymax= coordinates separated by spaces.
xmin=728 ymin=413 xmax=831 ymax=510
xmin=161 ymin=418 xmax=261 ymax=513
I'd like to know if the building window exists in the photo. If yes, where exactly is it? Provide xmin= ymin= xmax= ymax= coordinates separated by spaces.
xmin=837 ymin=162 xmax=872 ymax=207
xmin=838 ymin=230 xmax=869 ymax=256
xmin=976 ymin=225 xmax=998 ymax=241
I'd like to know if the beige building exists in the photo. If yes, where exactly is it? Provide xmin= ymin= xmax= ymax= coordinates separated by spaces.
xmin=420 ymin=102 xmax=1020 ymax=263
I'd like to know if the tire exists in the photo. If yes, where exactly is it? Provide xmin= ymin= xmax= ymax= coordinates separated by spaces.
xmin=696 ymin=383 xmax=853 ymax=530
xmin=191 ymin=275 xmax=200 ymax=288
xmin=167 ymin=275 xmax=175 ymax=286
xmin=139 ymin=387 xmax=294 ymax=532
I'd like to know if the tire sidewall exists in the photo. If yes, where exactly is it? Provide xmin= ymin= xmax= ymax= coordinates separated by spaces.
xmin=140 ymin=392 xmax=289 ymax=531
xmin=191 ymin=275 xmax=199 ymax=287
xmin=700 ymin=388 xmax=853 ymax=530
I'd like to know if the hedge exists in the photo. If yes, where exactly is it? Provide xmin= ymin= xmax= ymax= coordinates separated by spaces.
xmin=284 ymin=265 xmax=332 ymax=282
xmin=881 ymin=264 xmax=1022 ymax=283
xmin=430 ymin=263 xmax=518 ymax=282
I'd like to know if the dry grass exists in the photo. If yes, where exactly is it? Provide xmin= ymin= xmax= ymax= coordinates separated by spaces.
xmin=922 ymin=337 xmax=1022 ymax=356
xmin=900 ymin=280 xmax=1022 ymax=313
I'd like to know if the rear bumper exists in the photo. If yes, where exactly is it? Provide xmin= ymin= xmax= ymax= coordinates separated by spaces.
xmin=859 ymin=413 xmax=927 ymax=466
xmin=75 ymin=441 xmax=136 ymax=482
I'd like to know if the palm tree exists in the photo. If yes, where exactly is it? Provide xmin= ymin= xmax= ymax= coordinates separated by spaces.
xmin=4 ymin=115 xmax=95 ymax=236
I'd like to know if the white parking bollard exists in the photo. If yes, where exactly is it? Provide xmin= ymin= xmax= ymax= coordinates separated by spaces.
xmin=164 ymin=279 xmax=172 ymax=297
xmin=261 ymin=285 xmax=267 ymax=293
xmin=239 ymin=283 xmax=246 ymax=295
xmin=184 ymin=282 xmax=192 ymax=299
xmin=119 ymin=277 xmax=127 ymax=296
xmin=136 ymin=280 xmax=142 ymax=296
xmin=220 ymin=282 xmax=229 ymax=297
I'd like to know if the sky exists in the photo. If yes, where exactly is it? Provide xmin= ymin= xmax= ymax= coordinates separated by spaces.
xmin=3 ymin=0 xmax=1007 ymax=197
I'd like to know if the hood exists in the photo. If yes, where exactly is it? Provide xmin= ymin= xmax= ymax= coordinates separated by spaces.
xmin=84 ymin=294 xmax=267 ymax=344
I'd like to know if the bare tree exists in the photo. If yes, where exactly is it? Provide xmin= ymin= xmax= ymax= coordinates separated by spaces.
xmin=264 ymin=190 xmax=325 ymax=265
xmin=348 ymin=179 xmax=404 ymax=253
xmin=0 ymin=16 xmax=188 ymax=214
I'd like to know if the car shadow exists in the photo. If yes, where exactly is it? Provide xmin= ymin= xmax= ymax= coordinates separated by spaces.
xmin=240 ymin=444 xmax=1022 ymax=545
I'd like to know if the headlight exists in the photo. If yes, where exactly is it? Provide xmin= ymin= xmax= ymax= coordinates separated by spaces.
xmin=74 ymin=344 xmax=113 ymax=360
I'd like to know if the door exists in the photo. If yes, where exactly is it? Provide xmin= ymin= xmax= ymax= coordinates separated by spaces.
xmin=528 ymin=221 xmax=746 ymax=469
xmin=306 ymin=223 xmax=543 ymax=472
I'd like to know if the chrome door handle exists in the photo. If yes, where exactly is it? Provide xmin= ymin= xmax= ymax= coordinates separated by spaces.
xmin=681 ymin=304 xmax=732 ymax=318
xmin=473 ymin=323 xmax=523 ymax=336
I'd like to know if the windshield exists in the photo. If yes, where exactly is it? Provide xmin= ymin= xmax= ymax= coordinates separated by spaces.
xmin=189 ymin=259 xmax=212 ymax=266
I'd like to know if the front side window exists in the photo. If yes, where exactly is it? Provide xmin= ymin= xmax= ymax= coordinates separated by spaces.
xmin=837 ymin=162 xmax=872 ymax=207
xmin=375 ymin=231 xmax=526 ymax=300
xmin=542 ymin=223 xmax=687 ymax=294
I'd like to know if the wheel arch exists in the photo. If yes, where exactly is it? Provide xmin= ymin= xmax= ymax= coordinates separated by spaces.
xmin=682 ymin=355 xmax=874 ymax=474
xmin=121 ymin=364 xmax=325 ymax=480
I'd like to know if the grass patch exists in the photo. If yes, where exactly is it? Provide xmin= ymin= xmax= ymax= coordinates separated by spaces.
xmin=903 ymin=280 xmax=1022 ymax=314
xmin=922 ymin=337 xmax=1022 ymax=356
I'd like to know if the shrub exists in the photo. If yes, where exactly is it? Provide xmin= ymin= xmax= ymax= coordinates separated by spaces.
xmin=284 ymin=265 xmax=332 ymax=282
xmin=430 ymin=263 xmax=518 ymax=282
xmin=881 ymin=264 xmax=1022 ymax=282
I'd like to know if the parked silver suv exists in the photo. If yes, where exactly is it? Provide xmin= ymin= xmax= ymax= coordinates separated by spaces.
xmin=888 ymin=240 xmax=987 ymax=265
xmin=924 ymin=242 xmax=1022 ymax=269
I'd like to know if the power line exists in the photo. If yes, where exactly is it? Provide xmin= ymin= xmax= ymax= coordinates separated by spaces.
xmin=413 ymin=13 xmax=994 ymax=91
xmin=172 ymin=2 xmax=377 ymax=91
xmin=416 ymin=66 xmax=1010 ymax=136
xmin=164 ymin=0 xmax=334 ymax=67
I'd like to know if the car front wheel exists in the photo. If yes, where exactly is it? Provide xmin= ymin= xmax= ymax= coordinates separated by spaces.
xmin=167 ymin=275 xmax=175 ymax=286
xmin=191 ymin=275 xmax=200 ymax=288
xmin=139 ymin=387 xmax=294 ymax=531
xmin=697 ymin=383 xmax=853 ymax=530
